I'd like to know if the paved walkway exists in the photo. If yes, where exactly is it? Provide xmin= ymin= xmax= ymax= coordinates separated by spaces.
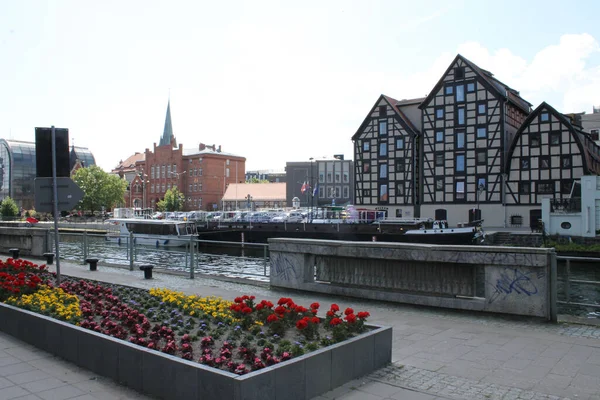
xmin=1 ymin=258 xmax=599 ymax=400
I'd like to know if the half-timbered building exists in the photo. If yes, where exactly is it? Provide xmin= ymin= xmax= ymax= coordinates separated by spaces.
xmin=418 ymin=55 xmax=532 ymax=225
xmin=352 ymin=95 xmax=421 ymax=218
xmin=505 ymin=102 xmax=600 ymax=226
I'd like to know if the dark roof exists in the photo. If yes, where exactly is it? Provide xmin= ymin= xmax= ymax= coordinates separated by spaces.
xmin=420 ymin=54 xmax=532 ymax=114
xmin=395 ymin=97 xmax=426 ymax=106
xmin=159 ymin=100 xmax=174 ymax=147
xmin=352 ymin=94 xmax=420 ymax=140
xmin=507 ymin=102 xmax=600 ymax=174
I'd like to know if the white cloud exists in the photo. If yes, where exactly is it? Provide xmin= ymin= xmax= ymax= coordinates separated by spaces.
xmin=446 ymin=34 xmax=600 ymax=113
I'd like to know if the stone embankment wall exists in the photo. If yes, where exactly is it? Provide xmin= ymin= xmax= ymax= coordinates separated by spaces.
xmin=0 ymin=227 xmax=49 ymax=257
xmin=269 ymin=238 xmax=557 ymax=321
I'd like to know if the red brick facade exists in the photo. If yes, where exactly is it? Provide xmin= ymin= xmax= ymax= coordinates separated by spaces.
xmin=133 ymin=142 xmax=246 ymax=211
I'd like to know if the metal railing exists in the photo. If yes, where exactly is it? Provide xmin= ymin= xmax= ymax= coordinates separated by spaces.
xmin=556 ymin=255 xmax=600 ymax=310
xmin=550 ymin=198 xmax=582 ymax=213
xmin=49 ymin=231 xmax=270 ymax=281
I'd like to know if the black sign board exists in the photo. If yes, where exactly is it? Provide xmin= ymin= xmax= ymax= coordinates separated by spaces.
xmin=35 ymin=127 xmax=70 ymax=177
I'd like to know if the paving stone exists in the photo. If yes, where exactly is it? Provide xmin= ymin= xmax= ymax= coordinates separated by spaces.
xmin=20 ymin=377 xmax=68 ymax=393
xmin=0 ymin=385 xmax=31 ymax=399
xmin=36 ymin=384 xmax=86 ymax=400
xmin=7 ymin=370 xmax=53 ymax=385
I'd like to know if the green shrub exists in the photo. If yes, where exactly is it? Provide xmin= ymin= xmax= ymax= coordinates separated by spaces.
xmin=0 ymin=197 xmax=19 ymax=218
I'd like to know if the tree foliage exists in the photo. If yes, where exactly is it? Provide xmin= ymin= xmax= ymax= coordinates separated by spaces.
xmin=73 ymin=166 xmax=127 ymax=213
xmin=156 ymin=187 xmax=185 ymax=212
xmin=0 ymin=197 xmax=19 ymax=217
xmin=247 ymin=177 xmax=269 ymax=183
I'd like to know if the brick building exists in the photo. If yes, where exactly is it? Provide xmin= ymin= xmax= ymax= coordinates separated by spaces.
xmin=113 ymin=100 xmax=246 ymax=211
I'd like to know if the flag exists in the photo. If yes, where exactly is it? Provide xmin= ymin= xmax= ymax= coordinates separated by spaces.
xmin=300 ymin=182 xmax=307 ymax=194
xmin=312 ymin=183 xmax=318 ymax=197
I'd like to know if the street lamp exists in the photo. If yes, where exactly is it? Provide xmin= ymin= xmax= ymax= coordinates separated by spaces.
xmin=309 ymin=158 xmax=314 ymax=222
xmin=476 ymin=182 xmax=485 ymax=222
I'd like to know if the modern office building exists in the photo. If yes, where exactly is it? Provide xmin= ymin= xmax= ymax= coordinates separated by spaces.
xmin=0 ymin=139 xmax=95 ymax=210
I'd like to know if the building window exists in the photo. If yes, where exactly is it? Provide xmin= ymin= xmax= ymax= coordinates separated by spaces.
xmin=363 ymin=163 xmax=370 ymax=173
xmin=335 ymin=172 xmax=341 ymax=182
xmin=396 ymin=184 xmax=404 ymax=196
xmin=550 ymin=131 xmax=561 ymax=145
xmin=436 ymin=108 xmax=444 ymax=119
xmin=396 ymin=137 xmax=404 ymax=149
xmin=319 ymin=187 xmax=325 ymax=198
xmin=379 ymin=184 xmax=388 ymax=203
xmin=198 ymin=168 xmax=203 ymax=176
xmin=561 ymin=155 xmax=571 ymax=168
xmin=454 ymin=67 xmax=465 ymax=79
xmin=456 ymin=85 xmax=465 ymax=102
xmin=162 ymin=165 xmax=166 ymax=178
xmin=561 ymin=180 xmax=573 ymax=194
xmin=530 ymin=133 xmax=540 ymax=147
xmin=521 ymin=157 xmax=530 ymax=169
xmin=335 ymin=186 xmax=341 ymax=198
xmin=189 ymin=159 xmax=193 ymax=164
xmin=436 ymin=177 xmax=444 ymax=191
xmin=540 ymin=156 xmax=550 ymax=169
xmin=591 ymin=129 xmax=599 ymax=140
xmin=445 ymin=85 xmax=453 ymax=95
xmin=456 ymin=154 xmax=465 ymax=172
xmin=467 ymin=82 xmax=475 ymax=92
xmin=319 ymin=172 xmax=325 ymax=183
xmin=436 ymin=131 xmax=444 ymax=142
xmin=151 ymin=184 xmax=155 ymax=193
xmin=167 ymin=183 xmax=171 ymax=191
xmin=162 ymin=184 xmax=165 ymax=192
xmin=435 ymin=152 xmax=444 ymax=166
xmin=343 ymin=186 xmax=349 ymax=198
xmin=327 ymin=187 xmax=334 ymax=198
xmin=363 ymin=141 xmax=370 ymax=151
xmin=476 ymin=150 xmax=486 ymax=165
xmin=379 ymin=105 xmax=386 ymax=116
xmin=167 ymin=165 xmax=171 ymax=175
xmin=456 ymin=131 xmax=465 ymax=149
xmin=379 ymin=142 xmax=387 ymax=157
xmin=327 ymin=172 xmax=332 ymax=183
xmin=540 ymin=112 xmax=549 ymax=122
xmin=395 ymin=159 xmax=405 ymax=173
xmin=477 ymin=127 xmax=487 ymax=139
xmin=173 ymin=164 xmax=177 ymax=174
xmin=519 ymin=182 xmax=530 ymax=194
xmin=193 ymin=183 xmax=197 ymax=192
xmin=455 ymin=181 xmax=465 ymax=200
xmin=457 ymin=108 xmax=465 ymax=125
xmin=198 ymin=183 xmax=202 ymax=191
xmin=379 ymin=164 xmax=388 ymax=179
xmin=379 ymin=120 xmax=387 ymax=136
xmin=362 ymin=189 xmax=370 ymax=197
xmin=343 ymin=170 xmax=349 ymax=182
xmin=151 ymin=166 xmax=155 ymax=179
xmin=537 ymin=181 xmax=554 ymax=194
xmin=189 ymin=184 xmax=192 ymax=192
xmin=477 ymin=103 xmax=486 ymax=115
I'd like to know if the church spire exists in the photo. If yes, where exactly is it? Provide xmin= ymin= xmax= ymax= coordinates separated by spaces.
xmin=159 ymin=99 xmax=175 ymax=147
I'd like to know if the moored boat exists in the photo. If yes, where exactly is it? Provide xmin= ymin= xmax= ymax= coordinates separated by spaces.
xmin=106 ymin=218 xmax=198 ymax=247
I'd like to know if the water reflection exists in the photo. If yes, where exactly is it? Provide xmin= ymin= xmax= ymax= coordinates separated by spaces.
xmin=58 ymin=235 xmax=269 ymax=282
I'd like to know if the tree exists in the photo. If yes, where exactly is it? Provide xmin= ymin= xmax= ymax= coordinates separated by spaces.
xmin=156 ymin=187 xmax=185 ymax=212
xmin=0 ymin=197 xmax=19 ymax=218
xmin=247 ymin=177 xmax=269 ymax=183
xmin=73 ymin=165 xmax=127 ymax=214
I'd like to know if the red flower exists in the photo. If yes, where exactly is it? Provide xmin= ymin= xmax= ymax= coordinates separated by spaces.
xmin=274 ymin=306 xmax=286 ymax=315
xmin=266 ymin=314 xmax=279 ymax=323
xmin=241 ymin=307 xmax=253 ymax=314
xmin=357 ymin=311 xmax=370 ymax=319
xmin=344 ymin=307 xmax=354 ymax=316
xmin=326 ymin=310 xmax=335 ymax=317
xmin=330 ymin=304 xmax=340 ymax=312
xmin=310 ymin=302 xmax=320 ymax=310
xmin=311 ymin=317 xmax=320 ymax=324
xmin=345 ymin=314 xmax=356 ymax=324
xmin=256 ymin=303 xmax=264 ymax=310
xmin=330 ymin=318 xmax=343 ymax=326
xmin=296 ymin=319 xmax=308 ymax=330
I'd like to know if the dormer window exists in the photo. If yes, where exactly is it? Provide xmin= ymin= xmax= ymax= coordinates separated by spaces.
xmin=454 ymin=67 xmax=465 ymax=80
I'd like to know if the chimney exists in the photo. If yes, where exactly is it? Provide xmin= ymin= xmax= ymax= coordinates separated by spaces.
xmin=199 ymin=143 xmax=205 ymax=150
xmin=218 ymin=145 xmax=221 ymax=153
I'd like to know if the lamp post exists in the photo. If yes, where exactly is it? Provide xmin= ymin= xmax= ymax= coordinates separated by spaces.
xmin=246 ymin=194 xmax=253 ymax=211
xmin=476 ymin=183 xmax=485 ymax=222
xmin=309 ymin=158 xmax=314 ymax=222
xmin=502 ymin=173 xmax=508 ymax=228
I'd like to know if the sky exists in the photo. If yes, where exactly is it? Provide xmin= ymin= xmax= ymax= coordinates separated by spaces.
xmin=1 ymin=0 xmax=600 ymax=173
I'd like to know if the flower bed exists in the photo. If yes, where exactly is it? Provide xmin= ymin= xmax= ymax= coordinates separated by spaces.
xmin=0 ymin=257 xmax=392 ymax=399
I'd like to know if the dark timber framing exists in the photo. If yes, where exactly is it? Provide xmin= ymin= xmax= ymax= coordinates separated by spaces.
xmin=506 ymin=102 xmax=600 ymax=205
xmin=418 ymin=54 xmax=531 ymax=207
xmin=352 ymin=95 xmax=420 ymax=210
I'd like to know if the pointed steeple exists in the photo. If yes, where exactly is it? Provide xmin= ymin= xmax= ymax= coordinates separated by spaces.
xmin=159 ymin=100 xmax=175 ymax=147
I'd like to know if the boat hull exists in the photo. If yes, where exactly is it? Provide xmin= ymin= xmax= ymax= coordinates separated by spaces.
xmin=196 ymin=222 xmax=480 ymax=245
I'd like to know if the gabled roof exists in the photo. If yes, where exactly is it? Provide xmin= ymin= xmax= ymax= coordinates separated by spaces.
xmin=112 ymin=152 xmax=145 ymax=172
xmin=222 ymin=182 xmax=286 ymax=201
xmin=351 ymin=94 xmax=421 ymax=141
xmin=159 ymin=100 xmax=174 ymax=147
xmin=419 ymin=54 xmax=532 ymax=114
xmin=506 ymin=102 xmax=600 ymax=174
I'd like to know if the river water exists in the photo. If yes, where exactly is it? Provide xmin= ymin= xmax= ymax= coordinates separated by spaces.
xmin=58 ymin=235 xmax=270 ymax=282
xmin=56 ymin=234 xmax=599 ymax=318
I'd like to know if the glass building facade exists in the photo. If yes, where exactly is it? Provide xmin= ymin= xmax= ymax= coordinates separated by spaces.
xmin=0 ymin=139 xmax=95 ymax=210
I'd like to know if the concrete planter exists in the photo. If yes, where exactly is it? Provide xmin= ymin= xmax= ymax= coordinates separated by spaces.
xmin=0 ymin=302 xmax=392 ymax=400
